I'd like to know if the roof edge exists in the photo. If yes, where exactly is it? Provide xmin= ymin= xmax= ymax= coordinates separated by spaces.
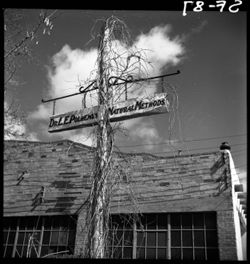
xmin=4 ymin=139 xmax=94 ymax=150
xmin=4 ymin=140 xmax=221 ymax=159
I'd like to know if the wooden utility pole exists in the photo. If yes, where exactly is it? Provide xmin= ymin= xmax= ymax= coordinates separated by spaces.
xmin=87 ymin=18 xmax=113 ymax=259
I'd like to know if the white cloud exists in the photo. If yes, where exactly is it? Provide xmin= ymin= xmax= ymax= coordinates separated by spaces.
xmin=130 ymin=121 xmax=160 ymax=148
xmin=26 ymin=132 xmax=39 ymax=141
xmin=116 ymin=118 xmax=161 ymax=150
xmin=191 ymin=20 xmax=208 ymax=34
xmin=48 ymin=45 xmax=98 ymax=99
xmin=28 ymin=24 xmax=185 ymax=147
xmin=29 ymin=104 xmax=52 ymax=120
xmin=67 ymin=132 xmax=96 ymax=147
xmin=4 ymin=120 xmax=25 ymax=140
xmin=134 ymin=25 xmax=184 ymax=74
xmin=4 ymin=102 xmax=39 ymax=141
xmin=4 ymin=101 xmax=25 ymax=140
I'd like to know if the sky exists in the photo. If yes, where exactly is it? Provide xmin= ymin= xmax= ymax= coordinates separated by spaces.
xmin=4 ymin=8 xmax=247 ymax=259
xmin=5 ymin=9 xmax=246 ymax=188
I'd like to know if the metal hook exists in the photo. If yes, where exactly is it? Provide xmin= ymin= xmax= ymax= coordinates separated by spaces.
xmin=161 ymin=77 xmax=164 ymax=93
xmin=52 ymin=100 xmax=56 ymax=115
xmin=82 ymin=92 xmax=87 ymax=108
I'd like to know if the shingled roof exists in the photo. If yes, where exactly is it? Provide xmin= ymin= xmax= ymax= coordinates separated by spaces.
xmin=4 ymin=140 xmax=235 ymax=217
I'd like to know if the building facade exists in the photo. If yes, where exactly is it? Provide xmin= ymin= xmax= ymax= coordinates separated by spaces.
xmin=3 ymin=140 xmax=246 ymax=260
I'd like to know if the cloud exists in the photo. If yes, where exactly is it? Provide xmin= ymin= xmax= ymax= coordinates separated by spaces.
xmin=4 ymin=101 xmax=25 ymax=139
xmin=181 ymin=20 xmax=208 ymax=43
xmin=28 ymin=24 xmax=185 ymax=147
xmin=4 ymin=120 xmax=25 ymax=140
xmin=67 ymin=132 xmax=96 ymax=147
xmin=26 ymin=132 xmax=39 ymax=141
xmin=29 ymin=104 xmax=52 ymax=120
xmin=135 ymin=25 xmax=184 ymax=74
xmin=4 ymin=119 xmax=39 ymax=141
xmin=4 ymin=102 xmax=39 ymax=141
xmin=129 ymin=120 xmax=161 ymax=150
xmin=191 ymin=20 xmax=208 ymax=34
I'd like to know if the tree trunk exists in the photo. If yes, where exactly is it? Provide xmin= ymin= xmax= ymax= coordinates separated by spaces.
xmin=87 ymin=19 xmax=113 ymax=259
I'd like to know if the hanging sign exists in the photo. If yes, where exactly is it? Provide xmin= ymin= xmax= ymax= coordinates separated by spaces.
xmin=48 ymin=93 xmax=169 ymax=133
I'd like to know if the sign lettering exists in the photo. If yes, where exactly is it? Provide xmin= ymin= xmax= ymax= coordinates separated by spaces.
xmin=48 ymin=93 xmax=169 ymax=133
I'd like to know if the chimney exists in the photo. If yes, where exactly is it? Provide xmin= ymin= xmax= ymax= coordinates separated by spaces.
xmin=220 ymin=141 xmax=231 ymax=150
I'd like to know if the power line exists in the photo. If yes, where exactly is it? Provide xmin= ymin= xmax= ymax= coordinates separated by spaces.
xmin=116 ymin=134 xmax=246 ymax=148
xmin=117 ymin=143 xmax=247 ymax=156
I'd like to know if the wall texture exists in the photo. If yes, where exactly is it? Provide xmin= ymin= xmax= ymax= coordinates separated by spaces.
xmin=3 ymin=140 xmax=240 ymax=260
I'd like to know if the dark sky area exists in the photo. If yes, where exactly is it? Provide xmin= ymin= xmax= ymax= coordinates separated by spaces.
xmin=6 ymin=9 xmax=246 ymax=189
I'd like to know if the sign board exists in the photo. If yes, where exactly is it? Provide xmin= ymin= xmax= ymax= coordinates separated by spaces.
xmin=48 ymin=93 xmax=169 ymax=133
